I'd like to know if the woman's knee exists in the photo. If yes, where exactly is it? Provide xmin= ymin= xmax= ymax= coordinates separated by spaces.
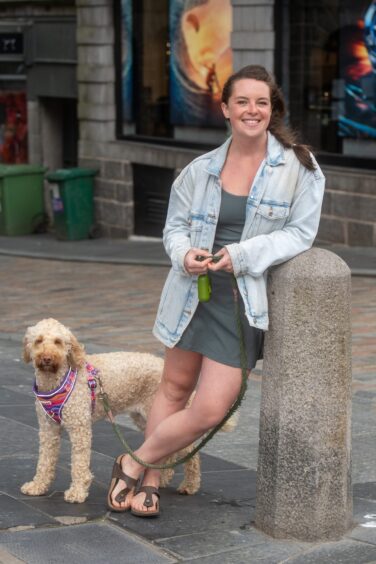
xmin=160 ymin=376 xmax=194 ymax=404
xmin=161 ymin=348 xmax=201 ymax=404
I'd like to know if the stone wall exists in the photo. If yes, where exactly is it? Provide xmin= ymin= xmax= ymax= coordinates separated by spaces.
xmin=318 ymin=166 xmax=376 ymax=247
xmin=232 ymin=0 xmax=275 ymax=71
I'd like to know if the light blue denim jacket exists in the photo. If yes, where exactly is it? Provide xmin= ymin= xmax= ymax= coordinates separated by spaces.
xmin=153 ymin=132 xmax=325 ymax=347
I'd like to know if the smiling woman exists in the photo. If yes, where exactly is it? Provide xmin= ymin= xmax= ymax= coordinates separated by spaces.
xmin=107 ymin=65 xmax=326 ymax=519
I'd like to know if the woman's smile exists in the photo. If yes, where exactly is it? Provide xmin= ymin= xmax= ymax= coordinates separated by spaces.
xmin=221 ymin=78 xmax=272 ymax=140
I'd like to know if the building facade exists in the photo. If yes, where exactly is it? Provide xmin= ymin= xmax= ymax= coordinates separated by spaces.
xmin=1 ymin=0 xmax=375 ymax=245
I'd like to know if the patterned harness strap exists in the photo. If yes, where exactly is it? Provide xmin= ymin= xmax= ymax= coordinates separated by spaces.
xmin=33 ymin=367 xmax=77 ymax=424
xmin=34 ymin=363 xmax=99 ymax=424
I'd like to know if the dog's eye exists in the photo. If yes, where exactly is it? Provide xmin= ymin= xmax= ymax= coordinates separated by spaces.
xmin=54 ymin=338 xmax=63 ymax=346
xmin=35 ymin=337 xmax=43 ymax=345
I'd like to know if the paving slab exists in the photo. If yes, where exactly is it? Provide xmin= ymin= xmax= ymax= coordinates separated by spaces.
xmin=352 ymin=435 xmax=376 ymax=483
xmin=0 ymin=493 xmax=57 ymax=529
xmin=110 ymin=487 xmax=254 ymax=542
xmin=350 ymin=523 xmax=376 ymax=546
xmin=155 ymin=526 xmax=307 ymax=562
xmin=286 ymin=539 xmax=376 ymax=563
xmin=0 ymin=522 xmax=177 ymax=564
xmin=354 ymin=482 xmax=376 ymax=501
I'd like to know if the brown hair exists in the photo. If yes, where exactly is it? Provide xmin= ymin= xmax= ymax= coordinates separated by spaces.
xmin=221 ymin=65 xmax=315 ymax=171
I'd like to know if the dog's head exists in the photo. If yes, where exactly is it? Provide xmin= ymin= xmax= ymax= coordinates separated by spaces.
xmin=23 ymin=318 xmax=86 ymax=373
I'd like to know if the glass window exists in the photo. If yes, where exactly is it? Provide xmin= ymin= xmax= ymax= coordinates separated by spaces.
xmin=115 ymin=0 xmax=233 ymax=144
xmin=0 ymin=33 xmax=27 ymax=164
xmin=286 ymin=0 xmax=376 ymax=163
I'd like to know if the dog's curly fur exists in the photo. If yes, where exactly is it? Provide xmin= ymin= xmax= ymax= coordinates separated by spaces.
xmin=21 ymin=318 xmax=204 ymax=503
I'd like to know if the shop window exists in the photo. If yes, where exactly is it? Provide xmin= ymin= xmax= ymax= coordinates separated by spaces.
xmin=285 ymin=0 xmax=376 ymax=164
xmin=0 ymin=30 xmax=27 ymax=164
xmin=0 ymin=90 xmax=27 ymax=164
xmin=115 ymin=0 xmax=233 ymax=144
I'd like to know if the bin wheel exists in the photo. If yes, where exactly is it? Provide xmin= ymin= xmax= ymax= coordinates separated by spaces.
xmin=88 ymin=224 xmax=101 ymax=239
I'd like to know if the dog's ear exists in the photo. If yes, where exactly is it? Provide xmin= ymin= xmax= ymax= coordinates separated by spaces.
xmin=22 ymin=329 xmax=32 ymax=363
xmin=68 ymin=334 xmax=86 ymax=369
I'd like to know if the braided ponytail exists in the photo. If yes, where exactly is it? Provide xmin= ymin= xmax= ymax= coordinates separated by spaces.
xmin=221 ymin=65 xmax=316 ymax=172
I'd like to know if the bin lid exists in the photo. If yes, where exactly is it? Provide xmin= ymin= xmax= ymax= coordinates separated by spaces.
xmin=0 ymin=164 xmax=46 ymax=178
xmin=46 ymin=168 xmax=99 ymax=181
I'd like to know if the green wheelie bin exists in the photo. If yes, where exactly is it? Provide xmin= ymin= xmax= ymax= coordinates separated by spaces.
xmin=0 ymin=164 xmax=46 ymax=235
xmin=46 ymin=168 xmax=98 ymax=240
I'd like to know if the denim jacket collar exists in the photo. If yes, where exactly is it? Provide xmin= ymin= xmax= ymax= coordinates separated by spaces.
xmin=205 ymin=131 xmax=285 ymax=178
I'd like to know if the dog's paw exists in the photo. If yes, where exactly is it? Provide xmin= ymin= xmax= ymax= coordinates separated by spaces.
xmin=177 ymin=481 xmax=199 ymax=495
xmin=21 ymin=481 xmax=48 ymax=496
xmin=64 ymin=485 xmax=88 ymax=504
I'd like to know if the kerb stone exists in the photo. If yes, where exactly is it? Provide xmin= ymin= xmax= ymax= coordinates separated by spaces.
xmin=255 ymin=248 xmax=352 ymax=541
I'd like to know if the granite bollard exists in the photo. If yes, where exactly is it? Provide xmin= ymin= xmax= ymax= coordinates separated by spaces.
xmin=255 ymin=248 xmax=352 ymax=541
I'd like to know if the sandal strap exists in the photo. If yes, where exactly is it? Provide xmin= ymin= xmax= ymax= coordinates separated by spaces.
xmin=112 ymin=462 xmax=138 ymax=489
xmin=137 ymin=486 xmax=160 ymax=508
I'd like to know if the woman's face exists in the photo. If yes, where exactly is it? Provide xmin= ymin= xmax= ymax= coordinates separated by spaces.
xmin=221 ymin=78 xmax=272 ymax=141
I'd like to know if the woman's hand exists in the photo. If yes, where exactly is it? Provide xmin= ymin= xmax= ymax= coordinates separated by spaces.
xmin=184 ymin=248 xmax=213 ymax=275
xmin=208 ymin=248 xmax=234 ymax=273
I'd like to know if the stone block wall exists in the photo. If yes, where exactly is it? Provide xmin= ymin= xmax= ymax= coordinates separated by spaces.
xmin=76 ymin=0 xmax=125 ymax=236
xmin=232 ymin=0 xmax=275 ymax=71
xmin=318 ymin=166 xmax=376 ymax=247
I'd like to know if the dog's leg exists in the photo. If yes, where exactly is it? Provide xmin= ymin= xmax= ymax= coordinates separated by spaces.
xmin=177 ymin=451 xmax=201 ymax=495
xmin=63 ymin=420 xmax=93 ymax=503
xmin=21 ymin=406 xmax=61 ymax=496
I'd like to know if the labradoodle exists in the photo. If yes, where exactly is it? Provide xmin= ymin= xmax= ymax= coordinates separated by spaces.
xmin=21 ymin=318 xmax=214 ymax=504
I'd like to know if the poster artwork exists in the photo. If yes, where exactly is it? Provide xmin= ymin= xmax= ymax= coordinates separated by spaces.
xmin=121 ymin=0 xmax=133 ymax=123
xmin=340 ymin=0 xmax=376 ymax=138
xmin=170 ymin=0 xmax=233 ymax=128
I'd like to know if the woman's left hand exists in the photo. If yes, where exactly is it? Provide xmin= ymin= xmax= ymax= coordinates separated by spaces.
xmin=208 ymin=248 xmax=234 ymax=273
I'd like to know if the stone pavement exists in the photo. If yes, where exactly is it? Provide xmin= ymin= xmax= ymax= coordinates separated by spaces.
xmin=0 ymin=234 xmax=375 ymax=563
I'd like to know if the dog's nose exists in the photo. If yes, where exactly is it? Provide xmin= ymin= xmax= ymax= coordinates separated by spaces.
xmin=42 ymin=356 xmax=52 ymax=364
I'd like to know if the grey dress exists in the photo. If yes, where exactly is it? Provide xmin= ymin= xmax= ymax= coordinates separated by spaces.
xmin=177 ymin=189 xmax=264 ymax=369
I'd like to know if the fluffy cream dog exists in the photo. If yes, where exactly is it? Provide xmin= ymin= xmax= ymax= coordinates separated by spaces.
xmin=21 ymin=318 xmax=205 ymax=503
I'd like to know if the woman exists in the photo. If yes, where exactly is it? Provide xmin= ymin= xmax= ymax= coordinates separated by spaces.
xmin=108 ymin=65 xmax=325 ymax=516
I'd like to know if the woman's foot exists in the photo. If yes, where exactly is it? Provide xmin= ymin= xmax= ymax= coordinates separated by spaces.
xmin=107 ymin=454 xmax=140 ymax=512
xmin=131 ymin=474 xmax=160 ymax=517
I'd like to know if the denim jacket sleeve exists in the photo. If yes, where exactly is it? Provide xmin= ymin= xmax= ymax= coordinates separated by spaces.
xmin=226 ymin=170 xmax=325 ymax=278
xmin=162 ymin=166 xmax=194 ymax=275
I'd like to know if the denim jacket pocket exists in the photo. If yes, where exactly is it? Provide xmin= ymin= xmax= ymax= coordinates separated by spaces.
xmin=253 ymin=201 xmax=290 ymax=234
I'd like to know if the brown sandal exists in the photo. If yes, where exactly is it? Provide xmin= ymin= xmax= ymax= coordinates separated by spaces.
xmin=107 ymin=455 xmax=138 ymax=512
xmin=131 ymin=486 xmax=160 ymax=518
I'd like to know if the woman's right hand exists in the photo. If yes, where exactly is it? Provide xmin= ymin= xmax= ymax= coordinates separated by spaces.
xmin=184 ymin=248 xmax=213 ymax=275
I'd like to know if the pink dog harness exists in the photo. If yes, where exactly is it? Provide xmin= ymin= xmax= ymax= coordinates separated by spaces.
xmin=33 ymin=363 xmax=98 ymax=424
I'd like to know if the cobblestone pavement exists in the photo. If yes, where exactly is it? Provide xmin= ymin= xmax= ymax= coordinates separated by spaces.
xmin=0 ymin=255 xmax=375 ymax=563
xmin=2 ymin=255 xmax=375 ymax=388
xmin=1 ymin=256 xmax=168 ymax=356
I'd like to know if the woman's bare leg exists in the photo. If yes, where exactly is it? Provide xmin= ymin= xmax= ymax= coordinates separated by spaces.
xmin=110 ymin=347 xmax=202 ymax=510
xmin=110 ymin=355 xmax=242 ymax=510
